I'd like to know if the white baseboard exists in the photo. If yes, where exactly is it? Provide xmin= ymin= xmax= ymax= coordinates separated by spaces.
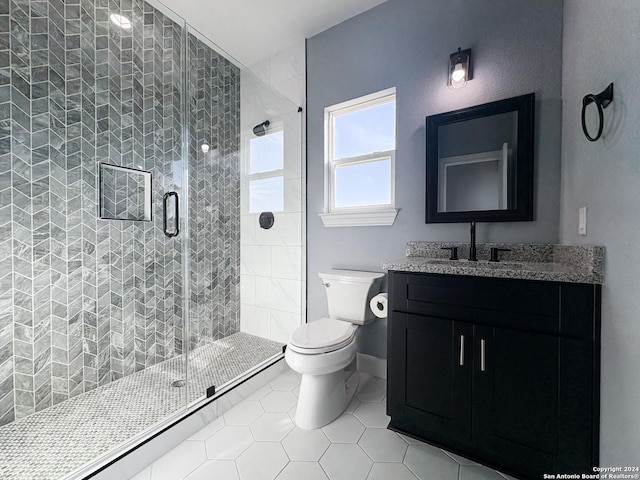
xmin=356 ymin=353 xmax=387 ymax=379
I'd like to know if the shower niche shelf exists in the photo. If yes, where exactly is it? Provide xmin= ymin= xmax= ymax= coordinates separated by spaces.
xmin=99 ymin=163 xmax=152 ymax=222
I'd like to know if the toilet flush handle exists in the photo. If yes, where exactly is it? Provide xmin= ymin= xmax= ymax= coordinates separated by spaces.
xmin=322 ymin=282 xmax=330 ymax=288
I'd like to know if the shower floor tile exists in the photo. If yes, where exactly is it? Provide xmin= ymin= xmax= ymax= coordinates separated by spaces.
xmin=0 ymin=333 xmax=282 ymax=480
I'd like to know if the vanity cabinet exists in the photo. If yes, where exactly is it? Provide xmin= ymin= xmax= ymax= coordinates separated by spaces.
xmin=387 ymin=271 xmax=600 ymax=479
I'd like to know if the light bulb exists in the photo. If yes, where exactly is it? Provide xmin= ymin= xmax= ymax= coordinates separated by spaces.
xmin=451 ymin=63 xmax=466 ymax=82
xmin=201 ymin=143 xmax=210 ymax=153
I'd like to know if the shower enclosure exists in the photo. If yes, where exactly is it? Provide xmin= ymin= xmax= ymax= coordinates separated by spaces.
xmin=0 ymin=0 xmax=304 ymax=478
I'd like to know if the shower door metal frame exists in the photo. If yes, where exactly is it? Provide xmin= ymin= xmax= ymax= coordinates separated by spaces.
xmin=180 ymin=22 xmax=192 ymax=408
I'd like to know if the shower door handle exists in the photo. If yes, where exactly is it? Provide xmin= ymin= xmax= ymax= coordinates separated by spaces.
xmin=163 ymin=191 xmax=180 ymax=238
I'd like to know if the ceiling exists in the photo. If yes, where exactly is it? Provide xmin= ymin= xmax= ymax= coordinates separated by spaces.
xmin=158 ymin=0 xmax=388 ymax=67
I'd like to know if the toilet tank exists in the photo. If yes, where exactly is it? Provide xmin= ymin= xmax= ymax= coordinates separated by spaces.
xmin=319 ymin=269 xmax=385 ymax=325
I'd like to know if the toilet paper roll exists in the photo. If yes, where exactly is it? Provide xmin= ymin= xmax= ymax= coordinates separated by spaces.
xmin=370 ymin=293 xmax=388 ymax=318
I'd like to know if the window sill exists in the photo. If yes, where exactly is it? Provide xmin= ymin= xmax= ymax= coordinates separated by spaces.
xmin=319 ymin=209 xmax=398 ymax=227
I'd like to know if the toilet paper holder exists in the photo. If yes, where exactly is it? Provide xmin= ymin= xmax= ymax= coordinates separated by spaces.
xmin=370 ymin=293 xmax=388 ymax=318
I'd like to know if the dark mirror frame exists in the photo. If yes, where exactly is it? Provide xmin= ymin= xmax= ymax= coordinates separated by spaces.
xmin=425 ymin=93 xmax=535 ymax=223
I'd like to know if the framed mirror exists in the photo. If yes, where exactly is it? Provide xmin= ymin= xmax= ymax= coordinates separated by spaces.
xmin=425 ymin=93 xmax=534 ymax=223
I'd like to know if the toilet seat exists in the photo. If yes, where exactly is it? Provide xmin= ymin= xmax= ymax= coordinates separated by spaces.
xmin=288 ymin=317 xmax=357 ymax=354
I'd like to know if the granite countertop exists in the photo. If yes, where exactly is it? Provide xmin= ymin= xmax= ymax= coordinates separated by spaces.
xmin=382 ymin=242 xmax=604 ymax=284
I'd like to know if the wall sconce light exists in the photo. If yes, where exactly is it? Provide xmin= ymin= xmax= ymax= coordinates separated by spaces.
xmin=253 ymin=120 xmax=270 ymax=137
xmin=448 ymin=47 xmax=472 ymax=89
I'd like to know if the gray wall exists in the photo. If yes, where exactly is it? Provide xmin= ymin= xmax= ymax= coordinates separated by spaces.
xmin=561 ymin=0 xmax=640 ymax=465
xmin=306 ymin=0 xmax=563 ymax=357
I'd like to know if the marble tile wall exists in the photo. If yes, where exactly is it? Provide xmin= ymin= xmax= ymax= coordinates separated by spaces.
xmin=0 ymin=0 xmax=240 ymax=427
xmin=186 ymin=33 xmax=241 ymax=352
xmin=239 ymin=44 xmax=306 ymax=343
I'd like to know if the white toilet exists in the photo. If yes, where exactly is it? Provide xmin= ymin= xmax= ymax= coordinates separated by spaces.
xmin=285 ymin=269 xmax=385 ymax=430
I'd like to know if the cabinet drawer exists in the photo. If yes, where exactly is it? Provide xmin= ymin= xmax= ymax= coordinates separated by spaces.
xmin=390 ymin=272 xmax=560 ymax=335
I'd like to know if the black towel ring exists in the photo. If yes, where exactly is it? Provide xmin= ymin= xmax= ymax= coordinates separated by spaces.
xmin=581 ymin=83 xmax=614 ymax=142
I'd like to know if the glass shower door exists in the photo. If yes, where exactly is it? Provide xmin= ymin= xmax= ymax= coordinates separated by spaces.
xmin=183 ymin=25 xmax=304 ymax=405
xmin=182 ymin=25 xmax=246 ymax=404
xmin=0 ymin=1 xmax=195 ymax=477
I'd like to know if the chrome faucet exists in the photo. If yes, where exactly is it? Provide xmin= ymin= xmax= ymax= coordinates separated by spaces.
xmin=469 ymin=221 xmax=477 ymax=261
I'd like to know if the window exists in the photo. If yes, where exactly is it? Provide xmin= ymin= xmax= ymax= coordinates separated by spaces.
xmin=320 ymin=88 xmax=398 ymax=227
xmin=247 ymin=129 xmax=284 ymax=213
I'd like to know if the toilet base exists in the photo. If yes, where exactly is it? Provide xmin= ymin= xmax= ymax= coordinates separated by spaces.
xmin=295 ymin=370 xmax=359 ymax=430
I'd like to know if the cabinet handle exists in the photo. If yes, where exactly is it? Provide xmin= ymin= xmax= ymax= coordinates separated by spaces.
xmin=459 ymin=335 xmax=465 ymax=366
xmin=480 ymin=339 xmax=486 ymax=372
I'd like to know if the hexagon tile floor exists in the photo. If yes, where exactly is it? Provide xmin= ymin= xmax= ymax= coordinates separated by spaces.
xmin=131 ymin=369 xmax=516 ymax=480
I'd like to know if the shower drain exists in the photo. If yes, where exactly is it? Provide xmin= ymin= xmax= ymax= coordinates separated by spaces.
xmin=171 ymin=380 xmax=186 ymax=388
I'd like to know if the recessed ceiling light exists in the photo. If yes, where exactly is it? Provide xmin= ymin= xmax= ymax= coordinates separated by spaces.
xmin=110 ymin=13 xmax=132 ymax=29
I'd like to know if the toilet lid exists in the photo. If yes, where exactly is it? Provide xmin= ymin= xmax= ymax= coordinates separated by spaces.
xmin=289 ymin=317 xmax=357 ymax=354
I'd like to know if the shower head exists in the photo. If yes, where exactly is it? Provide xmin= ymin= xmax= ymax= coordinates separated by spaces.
xmin=253 ymin=120 xmax=270 ymax=137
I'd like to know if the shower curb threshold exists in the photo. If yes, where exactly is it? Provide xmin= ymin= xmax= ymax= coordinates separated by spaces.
xmin=66 ymin=355 xmax=288 ymax=480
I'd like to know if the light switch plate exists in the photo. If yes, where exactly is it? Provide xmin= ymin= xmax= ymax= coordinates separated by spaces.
xmin=578 ymin=207 xmax=587 ymax=235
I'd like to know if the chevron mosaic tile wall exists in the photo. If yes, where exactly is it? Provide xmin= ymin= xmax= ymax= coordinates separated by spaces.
xmin=186 ymin=33 xmax=241 ymax=362
xmin=0 ymin=0 xmax=240 ymax=427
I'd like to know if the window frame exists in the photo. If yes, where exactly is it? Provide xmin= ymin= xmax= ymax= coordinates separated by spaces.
xmin=329 ymin=152 xmax=395 ymax=212
xmin=320 ymin=87 xmax=398 ymax=227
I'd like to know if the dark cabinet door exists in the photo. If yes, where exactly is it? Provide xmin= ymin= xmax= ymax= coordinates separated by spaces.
xmin=388 ymin=312 xmax=473 ymax=445
xmin=387 ymin=272 xmax=600 ymax=479
xmin=473 ymin=325 xmax=560 ymax=474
